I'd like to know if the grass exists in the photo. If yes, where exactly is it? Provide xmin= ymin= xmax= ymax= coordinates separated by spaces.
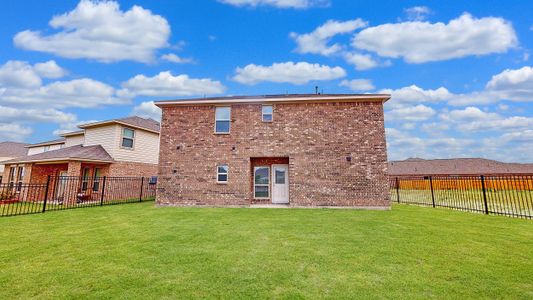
xmin=392 ymin=189 xmax=533 ymax=216
xmin=0 ymin=203 xmax=532 ymax=299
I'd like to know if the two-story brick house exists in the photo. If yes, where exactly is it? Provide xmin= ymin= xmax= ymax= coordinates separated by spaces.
xmin=155 ymin=94 xmax=391 ymax=208
xmin=1 ymin=116 xmax=160 ymax=187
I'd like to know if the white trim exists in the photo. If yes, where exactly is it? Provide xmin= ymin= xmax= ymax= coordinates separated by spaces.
xmin=120 ymin=127 xmax=135 ymax=150
xmin=214 ymin=106 xmax=231 ymax=134
xmin=253 ymin=166 xmax=270 ymax=199
xmin=216 ymin=164 xmax=228 ymax=183
xmin=78 ymin=120 xmax=160 ymax=134
xmin=262 ymin=105 xmax=273 ymax=122
xmin=156 ymin=94 xmax=390 ymax=107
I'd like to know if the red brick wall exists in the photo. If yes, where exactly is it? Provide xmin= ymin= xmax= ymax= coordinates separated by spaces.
xmin=107 ymin=161 xmax=158 ymax=177
xmin=157 ymin=101 xmax=389 ymax=207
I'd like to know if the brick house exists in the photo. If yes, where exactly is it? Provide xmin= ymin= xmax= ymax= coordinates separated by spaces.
xmin=1 ymin=116 xmax=160 ymax=190
xmin=155 ymin=94 xmax=391 ymax=208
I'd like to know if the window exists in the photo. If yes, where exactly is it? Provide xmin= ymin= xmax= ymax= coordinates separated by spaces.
xmin=81 ymin=168 xmax=90 ymax=191
xmin=43 ymin=146 xmax=50 ymax=152
xmin=215 ymin=107 xmax=231 ymax=133
xmin=262 ymin=105 xmax=273 ymax=122
xmin=92 ymin=168 xmax=101 ymax=192
xmin=254 ymin=167 xmax=270 ymax=198
xmin=8 ymin=167 xmax=15 ymax=188
xmin=16 ymin=167 xmax=24 ymax=192
xmin=217 ymin=165 xmax=228 ymax=183
xmin=122 ymin=128 xmax=135 ymax=149
xmin=148 ymin=176 xmax=158 ymax=185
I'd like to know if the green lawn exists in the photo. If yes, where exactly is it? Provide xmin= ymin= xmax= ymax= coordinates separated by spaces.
xmin=0 ymin=203 xmax=532 ymax=299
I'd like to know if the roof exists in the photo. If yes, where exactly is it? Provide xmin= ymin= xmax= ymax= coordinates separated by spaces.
xmin=4 ymin=144 xmax=114 ymax=164
xmin=155 ymin=93 xmax=391 ymax=107
xmin=0 ymin=142 xmax=28 ymax=157
xmin=78 ymin=116 xmax=160 ymax=133
xmin=25 ymin=138 xmax=65 ymax=148
xmin=59 ymin=130 xmax=84 ymax=137
xmin=388 ymin=158 xmax=533 ymax=176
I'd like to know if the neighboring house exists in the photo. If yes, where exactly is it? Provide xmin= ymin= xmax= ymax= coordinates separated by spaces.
xmin=0 ymin=142 xmax=28 ymax=183
xmin=1 ymin=116 xmax=160 ymax=187
xmin=155 ymin=94 xmax=391 ymax=208
xmin=388 ymin=158 xmax=533 ymax=176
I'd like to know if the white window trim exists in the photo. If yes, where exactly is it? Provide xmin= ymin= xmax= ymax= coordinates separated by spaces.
xmin=216 ymin=164 xmax=228 ymax=184
xmin=262 ymin=105 xmax=273 ymax=122
xmin=121 ymin=127 xmax=135 ymax=150
xmin=214 ymin=106 xmax=231 ymax=134
xmin=253 ymin=166 xmax=270 ymax=199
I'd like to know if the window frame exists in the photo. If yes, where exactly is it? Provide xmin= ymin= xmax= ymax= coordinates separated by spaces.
xmin=216 ymin=164 xmax=229 ymax=184
xmin=92 ymin=168 xmax=101 ymax=192
xmin=16 ymin=166 xmax=24 ymax=192
xmin=214 ymin=106 xmax=231 ymax=134
xmin=43 ymin=145 xmax=50 ymax=152
xmin=121 ymin=127 xmax=135 ymax=150
xmin=8 ymin=167 xmax=15 ymax=188
xmin=253 ymin=166 xmax=270 ymax=199
xmin=262 ymin=105 xmax=273 ymax=122
xmin=81 ymin=167 xmax=90 ymax=191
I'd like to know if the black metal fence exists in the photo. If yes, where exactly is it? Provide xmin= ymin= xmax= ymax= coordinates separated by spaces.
xmin=0 ymin=176 xmax=156 ymax=217
xmin=390 ymin=175 xmax=533 ymax=219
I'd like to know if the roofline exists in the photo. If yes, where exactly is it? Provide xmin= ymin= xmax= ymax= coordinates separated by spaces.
xmin=59 ymin=130 xmax=84 ymax=137
xmin=25 ymin=140 xmax=65 ymax=148
xmin=78 ymin=120 xmax=160 ymax=134
xmin=155 ymin=94 xmax=391 ymax=107
xmin=5 ymin=157 xmax=114 ymax=164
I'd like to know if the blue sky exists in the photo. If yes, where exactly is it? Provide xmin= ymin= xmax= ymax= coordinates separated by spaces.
xmin=0 ymin=0 xmax=532 ymax=162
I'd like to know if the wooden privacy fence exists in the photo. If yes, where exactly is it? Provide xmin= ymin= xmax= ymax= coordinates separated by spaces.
xmin=390 ymin=174 xmax=533 ymax=219
xmin=0 ymin=176 xmax=157 ymax=217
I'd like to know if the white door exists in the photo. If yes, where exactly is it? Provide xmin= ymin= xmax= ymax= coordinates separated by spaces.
xmin=271 ymin=164 xmax=289 ymax=204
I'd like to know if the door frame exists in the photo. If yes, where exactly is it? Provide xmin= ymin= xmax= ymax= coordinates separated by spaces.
xmin=271 ymin=164 xmax=289 ymax=204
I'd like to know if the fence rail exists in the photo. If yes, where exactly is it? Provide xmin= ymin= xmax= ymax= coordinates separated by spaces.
xmin=0 ymin=176 xmax=156 ymax=217
xmin=389 ymin=175 xmax=533 ymax=219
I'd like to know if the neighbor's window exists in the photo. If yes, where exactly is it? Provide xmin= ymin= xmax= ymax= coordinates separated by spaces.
xmin=43 ymin=146 xmax=50 ymax=152
xmin=215 ymin=107 xmax=231 ymax=133
xmin=217 ymin=165 xmax=228 ymax=183
xmin=8 ymin=167 xmax=15 ymax=188
xmin=122 ymin=128 xmax=135 ymax=148
xmin=254 ymin=166 xmax=270 ymax=198
xmin=81 ymin=167 xmax=90 ymax=191
xmin=16 ymin=166 xmax=24 ymax=191
xmin=92 ymin=168 xmax=101 ymax=192
xmin=262 ymin=105 xmax=273 ymax=122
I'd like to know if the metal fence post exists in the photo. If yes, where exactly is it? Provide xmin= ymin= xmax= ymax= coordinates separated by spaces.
xmin=395 ymin=177 xmax=400 ymax=203
xmin=139 ymin=177 xmax=144 ymax=202
xmin=42 ymin=175 xmax=51 ymax=213
xmin=100 ymin=176 xmax=107 ymax=206
xmin=429 ymin=176 xmax=435 ymax=208
xmin=480 ymin=175 xmax=489 ymax=215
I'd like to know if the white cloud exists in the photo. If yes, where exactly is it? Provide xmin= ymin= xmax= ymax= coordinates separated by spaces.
xmin=290 ymin=19 xmax=367 ymax=56
xmin=119 ymin=71 xmax=226 ymax=97
xmin=0 ymin=60 xmax=44 ymax=88
xmin=0 ymin=105 xmax=76 ymax=123
xmin=404 ymin=6 xmax=432 ymax=21
xmin=218 ymin=0 xmax=329 ymax=9
xmin=339 ymin=79 xmax=374 ymax=91
xmin=161 ymin=53 xmax=195 ymax=64
xmin=0 ymin=123 xmax=33 ymax=141
xmin=14 ymin=0 xmax=170 ymax=63
xmin=485 ymin=66 xmax=533 ymax=100
xmin=233 ymin=61 xmax=346 ymax=85
xmin=343 ymin=52 xmax=386 ymax=70
xmin=52 ymin=119 xmax=100 ymax=135
xmin=353 ymin=13 xmax=517 ymax=63
xmin=386 ymin=104 xmax=436 ymax=121
xmin=131 ymin=101 xmax=161 ymax=121
xmin=381 ymin=85 xmax=453 ymax=108
xmin=440 ymin=106 xmax=533 ymax=132
xmin=33 ymin=60 xmax=67 ymax=78
xmin=1 ymin=78 xmax=127 ymax=108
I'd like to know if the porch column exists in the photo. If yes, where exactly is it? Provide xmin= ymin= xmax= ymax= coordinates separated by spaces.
xmin=63 ymin=161 xmax=82 ymax=205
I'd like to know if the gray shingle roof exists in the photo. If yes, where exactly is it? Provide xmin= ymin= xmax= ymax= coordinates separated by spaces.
xmin=388 ymin=158 xmax=533 ymax=176
xmin=79 ymin=116 xmax=160 ymax=133
xmin=4 ymin=144 xmax=113 ymax=164
xmin=0 ymin=142 xmax=28 ymax=157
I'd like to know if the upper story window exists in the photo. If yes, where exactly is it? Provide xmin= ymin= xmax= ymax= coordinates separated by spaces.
xmin=215 ymin=107 xmax=231 ymax=134
xmin=262 ymin=105 xmax=273 ymax=122
xmin=43 ymin=146 xmax=50 ymax=152
xmin=121 ymin=128 xmax=135 ymax=149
